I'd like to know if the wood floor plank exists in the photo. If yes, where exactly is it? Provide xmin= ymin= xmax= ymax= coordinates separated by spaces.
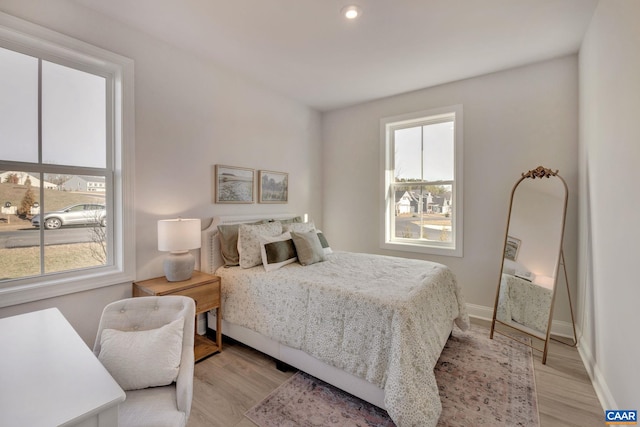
xmin=187 ymin=319 xmax=603 ymax=426
xmin=188 ymin=340 xmax=293 ymax=427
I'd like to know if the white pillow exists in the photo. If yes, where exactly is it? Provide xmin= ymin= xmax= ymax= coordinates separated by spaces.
xmin=502 ymin=258 xmax=526 ymax=275
xmin=502 ymin=259 xmax=535 ymax=281
xmin=238 ymin=221 xmax=283 ymax=268
xmin=283 ymin=221 xmax=316 ymax=233
xmin=98 ymin=318 xmax=184 ymax=391
xmin=260 ymin=232 xmax=297 ymax=272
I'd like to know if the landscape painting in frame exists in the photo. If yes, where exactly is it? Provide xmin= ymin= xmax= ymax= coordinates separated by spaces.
xmin=259 ymin=170 xmax=288 ymax=203
xmin=504 ymin=235 xmax=521 ymax=261
xmin=215 ymin=165 xmax=254 ymax=203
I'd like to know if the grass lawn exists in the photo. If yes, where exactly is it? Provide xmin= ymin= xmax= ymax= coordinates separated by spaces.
xmin=0 ymin=182 xmax=107 ymax=280
xmin=0 ymin=243 xmax=104 ymax=280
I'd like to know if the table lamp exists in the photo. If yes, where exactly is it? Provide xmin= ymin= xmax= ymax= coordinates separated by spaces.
xmin=157 ymin=218 xmax=201 ymax=281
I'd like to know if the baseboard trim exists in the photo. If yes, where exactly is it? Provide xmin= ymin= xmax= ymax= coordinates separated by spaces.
xmin=466 ymin=303 xmax=494 ymax=322
xmin=575 ymin=328 xmax=614 ymax=411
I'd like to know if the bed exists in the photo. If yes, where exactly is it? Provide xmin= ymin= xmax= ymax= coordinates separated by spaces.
xmin=200 ymin=214 xmax=469 ymax=427
xmin=497 ymin=273 xmax=553 ymax=336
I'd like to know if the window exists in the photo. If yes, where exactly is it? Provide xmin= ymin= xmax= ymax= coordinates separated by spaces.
xmin=0 ymin=12 xmax=135 ymax=306
xmin=380 ymin=105 xmax=463 ymax=256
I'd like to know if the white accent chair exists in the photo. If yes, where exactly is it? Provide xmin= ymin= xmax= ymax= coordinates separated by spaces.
xmin=93 ymin=296 xmax=195 ymax=427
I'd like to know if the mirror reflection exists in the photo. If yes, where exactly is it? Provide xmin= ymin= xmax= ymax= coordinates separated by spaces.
xmin=495 ymin=175 xmax=566 ymax=337
xmin=491 ymin=166 xmax=575 ymax=364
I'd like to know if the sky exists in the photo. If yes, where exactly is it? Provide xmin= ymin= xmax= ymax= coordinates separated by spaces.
xmin=1 ymin=46 xmax=106 ymax=169
xmin=394 ymin=120 xmax=454 ymax=182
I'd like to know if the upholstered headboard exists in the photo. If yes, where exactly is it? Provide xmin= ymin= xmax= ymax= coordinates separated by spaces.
xmin=200 ymin=213 xmax=302 ymax=274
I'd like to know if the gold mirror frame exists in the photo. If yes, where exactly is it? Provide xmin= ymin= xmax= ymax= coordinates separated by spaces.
xmin=490 ymin=166 xmax=577 ymax=364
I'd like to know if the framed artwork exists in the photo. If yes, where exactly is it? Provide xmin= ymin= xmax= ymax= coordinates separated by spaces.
xmin=259 ymin=170 xmax=288 ymax=203
xmin=504 ymin=235 xmax=521 ymax=261
xmin=214 ymin=165 xmax=255 ymax=203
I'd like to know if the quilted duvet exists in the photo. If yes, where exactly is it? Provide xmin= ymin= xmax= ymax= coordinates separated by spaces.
xmin=217 ymin=251 xmax=469 ymax=426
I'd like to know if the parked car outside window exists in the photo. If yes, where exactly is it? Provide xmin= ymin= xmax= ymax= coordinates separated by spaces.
xmin=31 ymin=203 xmax=106 ymax=230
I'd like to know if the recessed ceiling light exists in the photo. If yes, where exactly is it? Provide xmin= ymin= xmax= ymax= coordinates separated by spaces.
xmin=341 ymin=5 xmax=362 ymax=20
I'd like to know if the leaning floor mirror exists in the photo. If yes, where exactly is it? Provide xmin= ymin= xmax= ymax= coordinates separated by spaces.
xmin=490 ymin=166 xmax=577 ymax=364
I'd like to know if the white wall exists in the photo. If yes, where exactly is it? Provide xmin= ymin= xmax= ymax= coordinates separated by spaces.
xmin=578 ymin=0 xmax=640 ymax=410
xmin=0 ymin=0 xmax=322 ymax=345
xmin=322 ymin=56 xmax=579 ymax=324
xmin=509 ymin=180 xmax=566 ymax=279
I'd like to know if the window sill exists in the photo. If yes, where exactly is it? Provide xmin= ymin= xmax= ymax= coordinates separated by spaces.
xmin=381 ymin=240 xmax=463 ymax=258
xmin=0 ymin=267 xmax=134 ymax=308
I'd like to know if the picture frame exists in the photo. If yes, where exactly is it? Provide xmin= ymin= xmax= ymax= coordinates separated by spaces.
xmin=504 ymin=235 xmax=521 ymax=261
xmin=259 ymin=170 xmax=288 ymax=203
xmin=214 ymin=165 xmax=255 ymax=203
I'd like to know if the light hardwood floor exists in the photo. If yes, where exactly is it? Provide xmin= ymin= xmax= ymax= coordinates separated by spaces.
xmin=187 ymin=318 xmax=603 ymax=427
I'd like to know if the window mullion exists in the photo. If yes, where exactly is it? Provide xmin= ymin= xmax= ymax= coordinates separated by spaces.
xmin=37 ymin=57 xmax=45 ymax=276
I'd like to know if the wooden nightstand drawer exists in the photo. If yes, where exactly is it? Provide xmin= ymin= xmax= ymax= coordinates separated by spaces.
xmin=172 ymin=281 xmax=219 ymax=312
xmin=132 ymin=271 xmax=222 ymax=362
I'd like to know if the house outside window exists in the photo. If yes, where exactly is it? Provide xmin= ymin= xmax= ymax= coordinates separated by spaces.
xmin=380 ymin=105 xmax=463 ymax=257
xmin=0 ymin=12 xmax=135 ymax=306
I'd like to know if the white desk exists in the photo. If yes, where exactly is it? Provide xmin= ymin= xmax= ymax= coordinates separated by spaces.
xmin=0 ymin=308 xmax=125 ymax=427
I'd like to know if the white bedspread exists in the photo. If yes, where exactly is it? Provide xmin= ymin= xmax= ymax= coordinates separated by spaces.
xmin=497 ymin=273 xmax=553 ymax=334
xmin=216 ymin=251 xmax=469 ymax=427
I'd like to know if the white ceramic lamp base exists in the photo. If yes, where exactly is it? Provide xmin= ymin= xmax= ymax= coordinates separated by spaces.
xmin=163 ymin=251 xmax=195 ymax=282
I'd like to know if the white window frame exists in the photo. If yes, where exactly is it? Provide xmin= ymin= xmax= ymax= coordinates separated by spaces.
xmin=0 ymin=12 xmax=135 ymax=307
xmin=380 ymin=105 xmax=463 ymax=257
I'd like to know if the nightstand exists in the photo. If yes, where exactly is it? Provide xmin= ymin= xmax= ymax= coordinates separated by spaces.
xmin=132 ymin=271 xmax=222 ymax=361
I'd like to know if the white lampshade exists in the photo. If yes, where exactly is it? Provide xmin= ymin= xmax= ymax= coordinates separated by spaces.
xmin=158 ymin=218 xmax=201 ymax=252
xmin=157 ymin=218 xmax=201 ymax=282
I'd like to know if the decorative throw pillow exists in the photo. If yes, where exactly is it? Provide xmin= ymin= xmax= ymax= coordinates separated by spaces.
xmin=217 ymin=221 xmax=262 ymax=266
xmin=260 ymin=232 xmax=297 ymax=272
xmin=238 ymin=221 xmax=283 ymax=268
xmin=98 ymin=318 xmax=184 ymax=391
xmin=291 ymin=230 xmax=327 ymax=266
xmin=283 ymin=221 xmax=315 ymax=233
xmin=316 ymin=230 xmax=333 ymax=255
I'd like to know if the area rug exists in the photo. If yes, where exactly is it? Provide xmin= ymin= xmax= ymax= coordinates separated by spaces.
xmin=244 ymin=326 xmax=539 ymax=427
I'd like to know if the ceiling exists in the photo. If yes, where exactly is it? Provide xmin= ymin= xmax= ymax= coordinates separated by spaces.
xmin=74 ymin=0 xmax=598 ymax=111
